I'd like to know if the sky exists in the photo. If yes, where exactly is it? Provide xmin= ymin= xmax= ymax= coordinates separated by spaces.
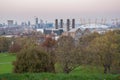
xmin=0 ymin=0 xmax=120 ymax=24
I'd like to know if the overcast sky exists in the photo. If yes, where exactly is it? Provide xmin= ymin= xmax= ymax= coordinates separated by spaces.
xmin=0 ymin=0 xmax=120 ymax=23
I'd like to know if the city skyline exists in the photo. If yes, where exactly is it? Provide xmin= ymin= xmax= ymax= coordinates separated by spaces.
xmin=0 ymin=0 xmax=120 ymax=23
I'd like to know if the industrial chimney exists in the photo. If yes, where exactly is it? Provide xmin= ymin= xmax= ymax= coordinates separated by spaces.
xmin=72 ymin=19 xmax=75 ymax=28
xmin=35 ymin=17 xmax=38 ymax=25
xmin=55 ymin=19 xmax=58 ymax=29
xmin=67 ymin=19 xmax=70 ymax=31
xmin=60 ymin=19 xmax=63 ymax=28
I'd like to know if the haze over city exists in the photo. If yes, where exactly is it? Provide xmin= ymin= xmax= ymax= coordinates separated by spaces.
xmin=0 ymin=0 xmax=120 ymax=23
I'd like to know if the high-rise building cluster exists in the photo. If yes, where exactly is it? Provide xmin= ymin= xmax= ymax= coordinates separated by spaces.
xmin=0 ymin=17 xmax=120 ymax=39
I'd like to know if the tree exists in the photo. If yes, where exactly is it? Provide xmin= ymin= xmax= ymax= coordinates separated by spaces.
xmin=56 ymin=36 xmax=79 ymax=73
xmin=13 ymin=39 xmax=54 ymax=73
xmin=78 ymin=32 xmax=101 ymax=65
xmin=87 ymin=31 xmax=120 ymax=73
xmin=9 ymin=42 xmax=21 ymax=53
xmin=79 ymin=32 xmax=100 ymax=47
xmin=42 ymin=36 xmax=56 ymax=52
xmin=0 ymin=37 xmax=11 ymax=52
xmin=42 ymin=36 xmax=56 ymax=72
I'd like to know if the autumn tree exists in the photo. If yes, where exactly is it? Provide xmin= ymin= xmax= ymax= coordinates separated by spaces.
xmin=13 ymin=39 xmax=54 ymax=73
xmin=42 ymin=36 xmax=56 ymax=52
xmin=0 ymin=37 xmax=11 ymax=52
xmin=78 ymin=32 xmax=101 ymax=64
xmin=55 ymin=36 xmax=80 ymax=73
xmin=87 ymin=31 xmax=120 ymax=73
xmin=42 ymin=36 xmax=56 ymax=72
xmin=9 ymin=37 xmax=31 ymax=53
xmin=9 ymin=42 xmax=21 ymax=53
xmin=79 ymin=32 xmax=100 ymax=47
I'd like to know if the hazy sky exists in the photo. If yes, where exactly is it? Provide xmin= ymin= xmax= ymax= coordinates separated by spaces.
xmin=0 ymin=0 xmax=120 ymax=23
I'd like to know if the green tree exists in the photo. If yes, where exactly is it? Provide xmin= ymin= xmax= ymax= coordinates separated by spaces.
xmin=78 ymin=32 xmax=101 ymax=65
xmin=56 ymin=36 xmax=79 ymax=73
xmin=87 ymin=31 xmax=120 ymax=73
xmin=0 ymin=37 xmax=11 ymax=52
xmin=13 ymin=39 xmax=54 ymax=73
xmin=79 ymin=32 xmax=100 ymax=47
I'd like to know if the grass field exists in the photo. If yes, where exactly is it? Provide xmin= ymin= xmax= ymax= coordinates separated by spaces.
xmin=0 ymin=70 xmax=119 ymax=80
xmin=0 ymin=53 xmax=120 ymax=80
xmin=0 ymin=53 xmax=16 ymax=74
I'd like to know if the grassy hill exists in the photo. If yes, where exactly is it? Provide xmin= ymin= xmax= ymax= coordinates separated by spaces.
xmin=0 ymin=53 xmax=120 ymax=80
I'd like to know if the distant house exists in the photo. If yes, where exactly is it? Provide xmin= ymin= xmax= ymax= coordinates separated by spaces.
xmin=62 ymin=28 xmax=83 ymax=41
xmin=69 ymin=28 xmax=83 ymax=40
xmin=43 ymin=29 xmax=64 ymax=40
xmin=44 ymin=29 xmax=64 ymax=36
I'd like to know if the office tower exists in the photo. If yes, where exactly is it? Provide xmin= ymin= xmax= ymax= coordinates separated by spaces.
xmin=28 ymin=21 xmax=30 ymax=26
xmin=7 ymin=20 xmax=14 ymax=27
xmin=35 ymin=17 xmax=39 ymax=29
xmin=40 ymin=19 xmax=44 ymax=28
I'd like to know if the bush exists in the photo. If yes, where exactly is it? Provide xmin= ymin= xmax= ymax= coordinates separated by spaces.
xmin=9 ymin=43 xmax=21 ymax=53
xmin=13 ymin=43 xmax=53 ymax=73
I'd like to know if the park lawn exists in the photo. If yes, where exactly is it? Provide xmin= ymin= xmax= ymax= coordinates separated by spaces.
xmin=0 ymin=71 xmax=119 ymax=80
xmin=0 ymin=53 xmax=16 ymax=74
xmin=0 ymin=64 xmax=13 ymax=74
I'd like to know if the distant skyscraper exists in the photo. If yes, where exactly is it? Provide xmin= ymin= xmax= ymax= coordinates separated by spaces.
xmin=35 ymin=17 xmax=39 ymax=28
xmin=40 ymin=19 xmax=44 ymax=28
xmin=28 ymin=21 xmax=30 ymax=26
xmin=55 ymin=19 xmax=58 ymax=29
xmin=7 ymin=20 xmax=14 ymax=27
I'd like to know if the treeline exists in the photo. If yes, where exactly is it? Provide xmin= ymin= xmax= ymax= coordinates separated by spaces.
xmin=1 ymin=30 xmax=120 ymax=74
